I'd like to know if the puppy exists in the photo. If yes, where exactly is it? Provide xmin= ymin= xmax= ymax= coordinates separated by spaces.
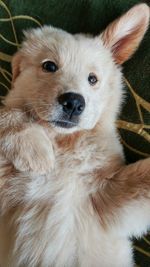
xmin=0 ymin=4 xmax=150 ymax=267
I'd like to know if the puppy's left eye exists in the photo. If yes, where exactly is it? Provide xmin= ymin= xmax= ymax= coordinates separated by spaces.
xmin=42 ymin=61 xmax=58 ymax=72
xmin=88 ymin=73 xmax=98 ymax=85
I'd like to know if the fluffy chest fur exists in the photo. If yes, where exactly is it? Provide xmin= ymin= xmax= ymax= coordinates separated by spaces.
xmin=1 ymin=128 xmax=150 ymax=267
xmin=1 ymin=127 xmax=150 ymax=267
xmin=0 ymin=129 xmax=124 ymax=267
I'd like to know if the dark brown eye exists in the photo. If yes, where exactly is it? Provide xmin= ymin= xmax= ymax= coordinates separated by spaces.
xmin=42 ymin=61 xmax=58 ymax=72
xmin=88 ymin=73 xmax=98 ymax=85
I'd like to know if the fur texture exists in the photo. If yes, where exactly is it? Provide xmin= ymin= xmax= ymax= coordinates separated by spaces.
xmin=0 ymin=4 xmax=150 ymax=267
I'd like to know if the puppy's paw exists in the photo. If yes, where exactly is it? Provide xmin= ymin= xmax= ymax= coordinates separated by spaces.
xmin=13 ymin=125 xmax=55 ymax=174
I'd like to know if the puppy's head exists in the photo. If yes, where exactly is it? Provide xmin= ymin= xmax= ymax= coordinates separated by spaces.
xmin=5 ymin=4 xmax=149 ymax=134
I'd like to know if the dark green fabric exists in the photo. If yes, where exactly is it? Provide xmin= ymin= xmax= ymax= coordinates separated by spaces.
xmin=0 ymin=0 xmax=150 ymax=266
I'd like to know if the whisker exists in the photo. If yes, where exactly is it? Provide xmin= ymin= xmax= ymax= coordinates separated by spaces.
xmin=2 ymin=97 xmax=53 ymax=108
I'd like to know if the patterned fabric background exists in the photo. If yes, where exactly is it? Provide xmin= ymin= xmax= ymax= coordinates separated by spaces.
xmin=0 ymin=0 xmax=150 ymax=266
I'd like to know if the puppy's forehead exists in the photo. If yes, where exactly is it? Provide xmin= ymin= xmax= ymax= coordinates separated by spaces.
xmin=23 ymin=26 xmax=108 ymax=69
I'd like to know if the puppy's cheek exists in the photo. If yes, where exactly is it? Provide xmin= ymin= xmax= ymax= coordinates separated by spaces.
xmin=51 ymin=105 xmax=63 ymax=122
xmin=35 ymin=103 xmax=59 ymax=122
xmin=34 ymin=106 xmax=50 ymax=121
xmin=80 ymin=117 xmax=96 ymax=130
xmin=79 ymin=103 xmax=100 ymax=130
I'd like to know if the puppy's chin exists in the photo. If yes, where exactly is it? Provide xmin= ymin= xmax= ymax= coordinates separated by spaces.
xmin=34 ymin=115 xmax=80 ymax=134
xmin=33 ymin=109 xmax=95 ymax=135
xmin=51 ymin=123 xmax=80 ymax=135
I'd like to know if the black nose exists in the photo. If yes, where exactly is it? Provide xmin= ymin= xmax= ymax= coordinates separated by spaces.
xmin=58 ymin=92 xmax=85 ymax=117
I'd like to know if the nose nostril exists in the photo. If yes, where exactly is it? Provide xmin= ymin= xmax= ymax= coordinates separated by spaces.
xmin=78 ymin=105 xmax=84 ymax=112
xmin=63 ymin=101 xmax=73 ymax=111
xmin=63 ymin=101 xmax=68 ymax=106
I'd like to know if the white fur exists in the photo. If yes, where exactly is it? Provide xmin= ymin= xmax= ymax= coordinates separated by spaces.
xmin=0 ymin=4 xmax=150 ymax=267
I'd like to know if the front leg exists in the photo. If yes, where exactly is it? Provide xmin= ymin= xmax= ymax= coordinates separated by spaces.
xmin=91 ymin=158 xmax=150 ymax=238
xmin=0 ymin=108 xmax=55 ymax=174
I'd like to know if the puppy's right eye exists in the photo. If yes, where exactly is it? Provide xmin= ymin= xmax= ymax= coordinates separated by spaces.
xmin=42 ymin=61 xmax=58 ymax=72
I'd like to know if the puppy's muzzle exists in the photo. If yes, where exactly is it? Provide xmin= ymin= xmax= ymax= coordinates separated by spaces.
xmin=53 ymin=92 xmax=85 ymax=129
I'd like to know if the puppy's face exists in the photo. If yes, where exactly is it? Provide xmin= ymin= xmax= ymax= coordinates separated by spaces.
xmin=10 ymin=31 xmax=121 ymax=134
xmin=5 ymin=4 xmax=149 ymax=134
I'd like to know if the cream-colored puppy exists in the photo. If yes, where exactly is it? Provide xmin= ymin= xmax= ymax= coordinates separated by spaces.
xmin=0 ymin=4 xmax=150 ymax=267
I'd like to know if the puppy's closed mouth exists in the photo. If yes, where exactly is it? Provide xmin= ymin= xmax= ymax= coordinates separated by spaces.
xmin=52 ymin=120 xmax=77 ymax=128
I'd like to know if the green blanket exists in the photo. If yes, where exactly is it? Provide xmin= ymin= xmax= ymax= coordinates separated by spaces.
xmin=0 ymin=0 xmax=150 ymax=266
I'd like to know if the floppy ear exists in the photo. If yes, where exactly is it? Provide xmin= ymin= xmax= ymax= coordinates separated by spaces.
xmin=11 ymin=52 xmax=23 ymax=85
xmin=101 ymin=4 xmax=150 ymax=64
